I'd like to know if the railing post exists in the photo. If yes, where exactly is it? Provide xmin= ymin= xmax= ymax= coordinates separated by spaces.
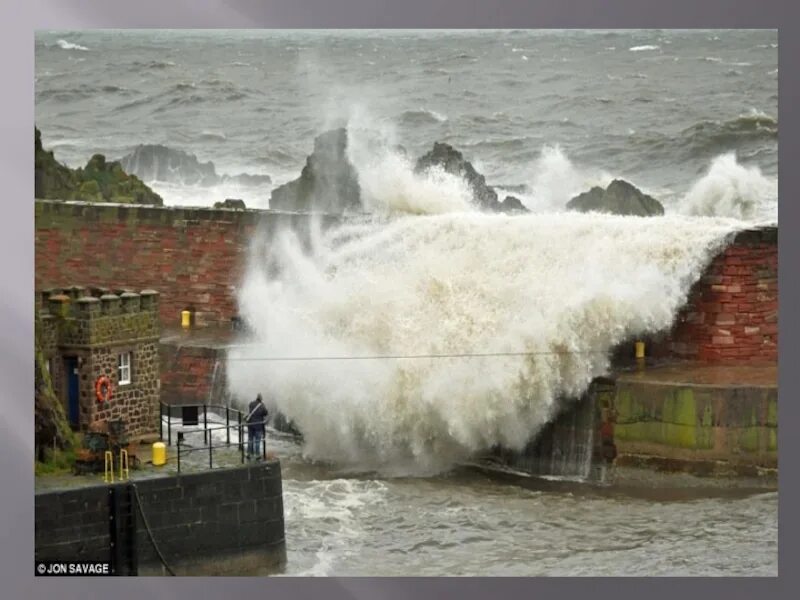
xmin=262 ymin=430 xmax=266 ymax=460
xmin=238 ymin=413 xmax=243 ymax=453
xmin=159 ymin=403 xmax=163 ymax=441
xmin=167 ymin=410 xmax=172 ymax=447
xmin=226 ymin=406 xmax=230 ymax=446
xmin=203 ymin=404 xmax=208 ymax=445
xmin=209 ymin=431 xmax=213 ymax=470
xmin=177 ymin=442 xmax=181 ymax=474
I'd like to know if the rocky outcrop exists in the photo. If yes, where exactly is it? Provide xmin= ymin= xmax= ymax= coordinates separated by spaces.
xmin=214 ymin=198 xmax=247 ymax=209
xmin=120 ymin=144 xmax=217 ymax=186
xmin=269 ymin=128 xmax=361 ymax=213
xmin=566 ymin=179 xmax=664 ymax=217
xmin=119 ymin=144 xmax=271 ymax=188
xmin=414 ymin=142 xmax=528 ymax=213
xmin=35 ymin=127 xmax=163 ymax=205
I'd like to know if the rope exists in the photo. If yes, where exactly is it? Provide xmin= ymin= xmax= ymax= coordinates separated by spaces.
xmin=130 ymin=483 xmax=176 ymax=576
xmin=225 ymin=349 xmax=610 ymax=362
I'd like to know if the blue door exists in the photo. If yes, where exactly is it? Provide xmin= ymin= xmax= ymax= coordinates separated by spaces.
xmin=65 ymin=357 xmax=80 ymax=427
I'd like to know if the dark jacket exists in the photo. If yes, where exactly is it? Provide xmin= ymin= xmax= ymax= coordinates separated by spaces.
xmin=247 ymin=399 xmax=268 ymax=433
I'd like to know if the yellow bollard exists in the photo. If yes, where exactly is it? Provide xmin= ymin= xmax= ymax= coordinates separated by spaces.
xmin=103 ymin=451 xmax=115 ymax=483
xmin=635 ymin=341 xmax=645 ymax=359
xmin=119 ymin=449 xmax=129 ymax=481
xmin=152 ymin=442 xmax=167 ymax=466
xmin=181 ymin=310 xmax=191 ymax=329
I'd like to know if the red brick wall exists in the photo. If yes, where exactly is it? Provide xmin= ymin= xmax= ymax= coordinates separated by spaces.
xmin=668 ymin=227 xmax=777 ymax=363
xmin=159 ymin=343 xmax=227 ymax=405
xmin=36 ymin=201 xmax=777 ymax=365
xmin=35 ymin=201 xmax=328 ymax=328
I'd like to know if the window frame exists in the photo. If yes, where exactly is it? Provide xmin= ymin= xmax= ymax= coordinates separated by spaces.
xmin=118 ymin=351 xmax=132 ymax=386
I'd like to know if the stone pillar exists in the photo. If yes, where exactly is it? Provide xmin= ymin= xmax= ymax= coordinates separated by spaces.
xmin=100 ymin=294 xmax=121 ymax=316
xmin=67 ymin=285 xmax=87 ymax=301
xmin=48 ymin=294 xmax=71 ymax=318
xmin=76 ymin=296 xmax=101 ymax=319
xmin=120 ymin=292 xmax=141 ymax=314
xmin=139 ymin=289 xmax=160 ymax=312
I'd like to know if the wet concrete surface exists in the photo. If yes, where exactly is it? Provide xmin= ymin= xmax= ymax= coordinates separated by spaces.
xmin=614 ymin=361 xmax=777 ymax=388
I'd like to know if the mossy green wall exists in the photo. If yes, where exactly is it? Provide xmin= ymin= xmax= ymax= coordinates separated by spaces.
xmin=613 ymin=381 xmax=777 ymax=466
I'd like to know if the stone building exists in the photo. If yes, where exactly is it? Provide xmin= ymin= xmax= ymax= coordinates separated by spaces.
xmin=36 ymin=285 xmax=161 ymax=438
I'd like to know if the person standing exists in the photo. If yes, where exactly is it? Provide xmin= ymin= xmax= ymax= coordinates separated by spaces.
xmin=246 ymin=393 xmax=268 ymax=460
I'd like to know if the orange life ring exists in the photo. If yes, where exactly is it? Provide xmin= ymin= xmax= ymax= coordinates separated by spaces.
xmin=95 ymin=376 xmax=113 ymax=403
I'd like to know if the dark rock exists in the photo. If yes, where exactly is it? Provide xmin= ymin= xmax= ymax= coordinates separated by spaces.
xmin=35 ymin=127 xmax=79 ymax=200
xmin=269 ymin=128 xmax=361 ymax=213
xmin=566 ymin=179 xmax=664 ymax=217
xmin=35 ymin=127 xmax=163 ymax=205
xmin=214 ymin=198 xmax=247 ymax=209
xmin=499 ymin=195 xmax=527 ymax=213
xmin=120 ymin=144 xmax=218 ymax=186
xmin=414 ymin=142 xmax=528 ymax=213
xmin=222 ymin=173 xmax=272 ymax=187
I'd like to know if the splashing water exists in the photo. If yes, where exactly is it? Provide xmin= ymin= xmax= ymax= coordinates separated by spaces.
xmin=345 ymin=108 xmax=476 ymax=215
xmin=227 ymin=205 xmax=747 ymax=475
xmin=680 ymin=153 xmax=777 ymax=221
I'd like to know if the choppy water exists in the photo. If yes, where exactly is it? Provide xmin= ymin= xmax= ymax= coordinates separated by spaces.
xmin=35 ymin=29 xmax=777 ymax=217
xmin=272 ymin=434 xmax=777 ymax=577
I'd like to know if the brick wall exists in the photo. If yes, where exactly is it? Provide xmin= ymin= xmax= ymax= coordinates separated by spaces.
xmin=668 ymin=227 xmax=777 ymax=363
xmin=36 ymin=201 xmax=777 ymax=365
xmin=35 ymin=200 xmax=336 ymax=328
xmin=160 ymin=344 xmax=227 ymax=405
xmin=35 ymin=461 xmax=285 ymax=576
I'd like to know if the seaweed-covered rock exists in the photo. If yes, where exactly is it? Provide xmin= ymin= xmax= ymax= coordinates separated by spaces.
xmin=566 ymin=179 xmax=664 ymax=217
xmin=74 ymin=153 xmax=163 ymax=205
xmin=35 ymin=127 xmax=163 ymax=205
xmin=269 ymin=128 xmax=361 ymax=213
xmin=414 ymin=142 xmax=528 ymax=213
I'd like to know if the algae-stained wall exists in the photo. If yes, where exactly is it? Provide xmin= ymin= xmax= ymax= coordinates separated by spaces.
xmin=613 ymin=378 xmax=777 ymax=474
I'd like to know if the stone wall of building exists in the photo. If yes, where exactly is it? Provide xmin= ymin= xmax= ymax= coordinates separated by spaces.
xmin=38 ymin=286 xmax=161 ymax=437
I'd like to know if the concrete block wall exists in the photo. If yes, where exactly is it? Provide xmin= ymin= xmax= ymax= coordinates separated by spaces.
xmin=35 ymin=461 xmax=285 ymax=576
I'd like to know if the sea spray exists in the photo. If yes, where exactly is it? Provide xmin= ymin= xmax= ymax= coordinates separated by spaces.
xmin=680 ymin=153 xmax=777 ymax=221
xmin=227 ymin=210 xmax=745 ymax=475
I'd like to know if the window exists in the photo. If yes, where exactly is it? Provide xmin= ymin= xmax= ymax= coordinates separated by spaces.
xmin=118 ymin=352 xmax=132 ymax=385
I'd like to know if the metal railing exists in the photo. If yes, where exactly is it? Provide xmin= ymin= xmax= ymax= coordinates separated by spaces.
xmin=158 ymin=402 xmax=269 ymax=473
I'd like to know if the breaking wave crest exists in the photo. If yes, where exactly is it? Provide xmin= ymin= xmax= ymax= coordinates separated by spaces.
xmin=228 ymin=208 xmax=745 ymax=475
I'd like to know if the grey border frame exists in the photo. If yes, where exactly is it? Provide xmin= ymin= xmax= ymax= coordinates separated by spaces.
xmin=3 ymin=0 xmax=797 ymax=597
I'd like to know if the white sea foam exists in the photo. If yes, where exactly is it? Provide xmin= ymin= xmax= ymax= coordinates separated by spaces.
xmin=680 ymin=153 xmax=777 ymax=222
xmin=228 ymin=205 xmax=746 ymax=474
xmin=57 ymin=39 xmax=89 ymax=51
xmin=345 ymin=108 xmax=476 ymax=215
xmin=522 ymin=145 xmax=613 ymax=212
xmin=629 ymin=45 xmax=659 ymax=52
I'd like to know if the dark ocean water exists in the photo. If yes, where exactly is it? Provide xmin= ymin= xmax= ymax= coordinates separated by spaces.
xmin=35 ymin=29 xmax=777 ymax=217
